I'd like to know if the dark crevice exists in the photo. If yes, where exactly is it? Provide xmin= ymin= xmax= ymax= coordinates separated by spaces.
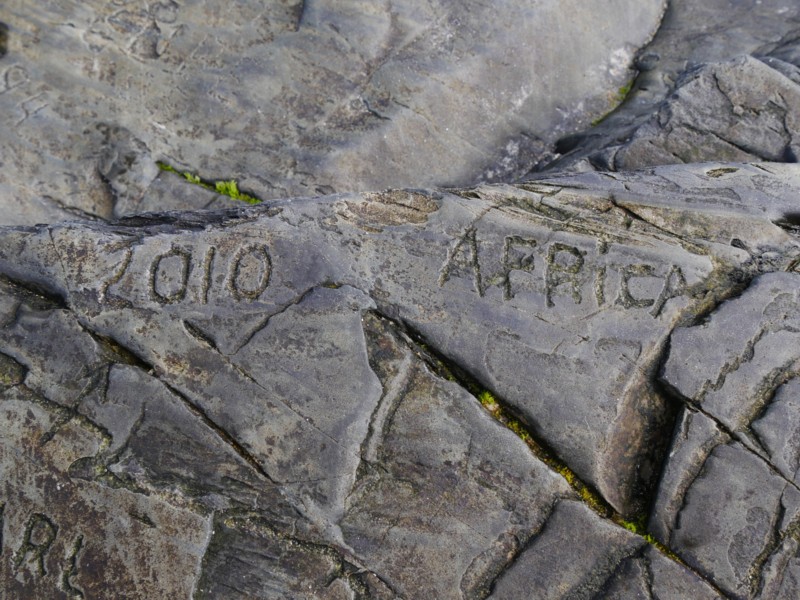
xmin=182 ymin=319 xmax=220 ymax=352
xmin=740 ymin=359 xmax=800 ymax=439
xmin=160 ymin=381 xmax=279 ymax=486
xmin=16 ymin=383 xmax=113 ymax=451
xmin=641 ymin=551 xmax=657 ymax=600
xmin=39 ymin=194 xmax=105 ymax=222
xmin=0 ymin=23 xmax=8 ymax=59
xmin=200 ymin=510 xmax=400 ymax=599
xmin=74 ymin=322 xmax=154 ymax=371
xmin=479 ymin=501 xmax=559 ymax=598
xmin=72 ymin=318 xmax=279 ymax=487
xmin=230 ymin=284 xmax=331 ymax=355
xmin=110 ymin=205 xmax=275 ymax=233
xmin=357 ymin=319 xmax=414 ymax=476
xmin=294 ymin=0 xmax=307 ymax=32
xmin=660 ymin=378 xmax=800 ymax=497
xmin=607 ymin=194 xmax=708 ymax=255
xmin=0 ymin=274 xmax=67 ymax=310
xmin=694 ymin=325 xmax=768 ymax=403
xmin=750 ymin=485 xmax=790 ymax=598
xmin=774 ymin=213 xmax=800 ymax=237
xmin=588 ymin=547 xmax=648 ymax=600
xmin=366 ymin=307 xmax=681 ymax=556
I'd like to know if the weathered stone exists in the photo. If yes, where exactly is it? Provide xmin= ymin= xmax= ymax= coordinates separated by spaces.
xmin=5 ymin=2 xmax=800 ymax=594
xmin=609 ymin=56 xmax=800 ymax=169
xmin=340 ymin=313 xmax=576 ymax=598
xmin=489 ymin=500 xmax=644 ymax=598
xmin=2 ymin=160 xmax=800 ymax=594
xmin=663 ymin=272 xmax=800 ymax=479
xmin=653 ymin=274 xmax=800 ymax=597
xmin=4 ymin=165 xmax=800 ymax=523
xmin=0 ymin=0 xmax=665 ymax=225
xmin=647 ymin=407 xmax=800 ymax=600
xmin=544 ymin=0 xmax=800 ymax=172
xmin=0 ymin=385 xmax=211 ymax=599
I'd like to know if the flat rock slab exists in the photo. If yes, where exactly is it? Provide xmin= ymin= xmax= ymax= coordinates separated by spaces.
xmin=1 ymin=161 xmax=799 ymax=595
xmin=0 ymin=0 xmax=665 ymax=225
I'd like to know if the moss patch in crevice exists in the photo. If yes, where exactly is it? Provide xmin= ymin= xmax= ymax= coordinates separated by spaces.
xmin=390 ymin=313 xmax=682 ymax=563
xmin=590 ymin=76 xmax=637 ymax=127
xmin=157 ymin=161 xmax=262 ymax=205
xmin=475 ymin=387 xmax=680 ymax=561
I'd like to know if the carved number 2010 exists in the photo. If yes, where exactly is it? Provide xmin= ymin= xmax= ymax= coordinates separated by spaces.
xmin=146 ymin=244 xmax=271 ymax=304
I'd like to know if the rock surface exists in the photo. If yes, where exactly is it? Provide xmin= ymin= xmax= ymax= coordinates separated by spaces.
xmin=1 ymin=161 xmax=800 ymax=596
xmin=0 ymin=0 xmax=664 ymax=225
xmin=3 ymin=1 xmax=800 ymax=598
xmin=545 ymin=0 xmax=800 ymax=172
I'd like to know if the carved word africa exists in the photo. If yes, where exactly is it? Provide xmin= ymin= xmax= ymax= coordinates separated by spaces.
xmin=439 ymin=228 xmax=688 ymax=317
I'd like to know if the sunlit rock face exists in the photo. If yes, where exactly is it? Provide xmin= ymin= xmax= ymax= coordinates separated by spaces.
xmin=0 ymin=0 xmax=665 ymax=225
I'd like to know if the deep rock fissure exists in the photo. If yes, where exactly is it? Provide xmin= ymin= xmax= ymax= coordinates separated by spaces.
xmin=368 ymin=308 xmax=687 ymax=565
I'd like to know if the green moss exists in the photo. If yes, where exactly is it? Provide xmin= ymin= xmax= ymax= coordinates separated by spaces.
xmin=156 ymin=161 xmax=262 ymax=204
xmin=590 ymin=77 xmax=636 ymax=126
xmin=214 ymin=179 xmax=260 ymax=204
xmin=475 ymin=386 xmax=612 ymax=518
xmin=616 ymin=79 xmax=634 ymax=103
xmin=474 ymin=384 xmax=684 ymax=562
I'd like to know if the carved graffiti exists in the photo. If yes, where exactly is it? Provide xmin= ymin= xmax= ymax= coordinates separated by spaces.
xmin=502 ymin=235 xmax=537 ymax=300
xmin=4 ymin=506 xmax=85 ymax=596
xmin=61 ymin=534 xmax=85 ymax=598
xmin=439 ymin=227 xmax=484 ymax=296
xmin=546 ymin=243 xmax=585 ymax=308
xmin=14 ymin=513 xmax=58 ymax=576
xmin=102 ymin=243 xmax=273 ymax=304
xmin=228 ymin=245 xmax=272 ymax=301
xmin=150 ymin=247 xmax=192 ymax=304
xmin=438 ymin=226 xmax=689 ymax=317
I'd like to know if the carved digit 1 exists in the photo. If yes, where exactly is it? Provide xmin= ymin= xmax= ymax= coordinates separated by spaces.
xmin=150 ymin=247 xmax=192 ymax=304
xmin=228 ymin=245 xmax=272 ymax=301
xmin=14 ymin=513 xmax=58 ymax=576
xmin=199 ymin=247 xmax=216 ymax=304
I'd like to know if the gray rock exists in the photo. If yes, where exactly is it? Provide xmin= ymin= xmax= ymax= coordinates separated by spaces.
xmin=2 ymin=161 xmax=800 ymax=595
xmin=655 ymin=272 xmax=800 ymax=598
xmin=489 ymin=500 xmax=644 ymax=599
xmin=647 ymin=407 xmax=800 ymax=600
xmin=663 ymin=272 xmax=800 ymax=478
xmin=0 ymin=0 xmax=665 ymax=225
xmin=5 ymin=163 xmax=799 ymax=521
xmin=2 ymin=254 xmax=719 ymax=598
xmin=542 ymin=0 xmax=800 ymax=172
xmin=581 ymin=56 xmax=800 ymax=170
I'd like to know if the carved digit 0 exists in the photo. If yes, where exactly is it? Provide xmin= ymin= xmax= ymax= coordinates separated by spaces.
xmin=228 ymin=245 xmax=271 ymax=301
xmin=150 ymin=247 xmax=192 ymax=304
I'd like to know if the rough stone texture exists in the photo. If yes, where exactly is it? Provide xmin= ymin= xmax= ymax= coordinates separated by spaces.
xmin=544 ymin=0 xmax=800 ymax=172
xmin=4 ymin=1 xmax=800 ymax=598
xmin=0 ymin=0 xmax=665 ymax=225
xmin=2 ymin=160 xmax=800 ymax=595
xmin=654 ymin=272 xmax=800 ymax=599
xmin=0 ymin=251 xmax=721 ymax=598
